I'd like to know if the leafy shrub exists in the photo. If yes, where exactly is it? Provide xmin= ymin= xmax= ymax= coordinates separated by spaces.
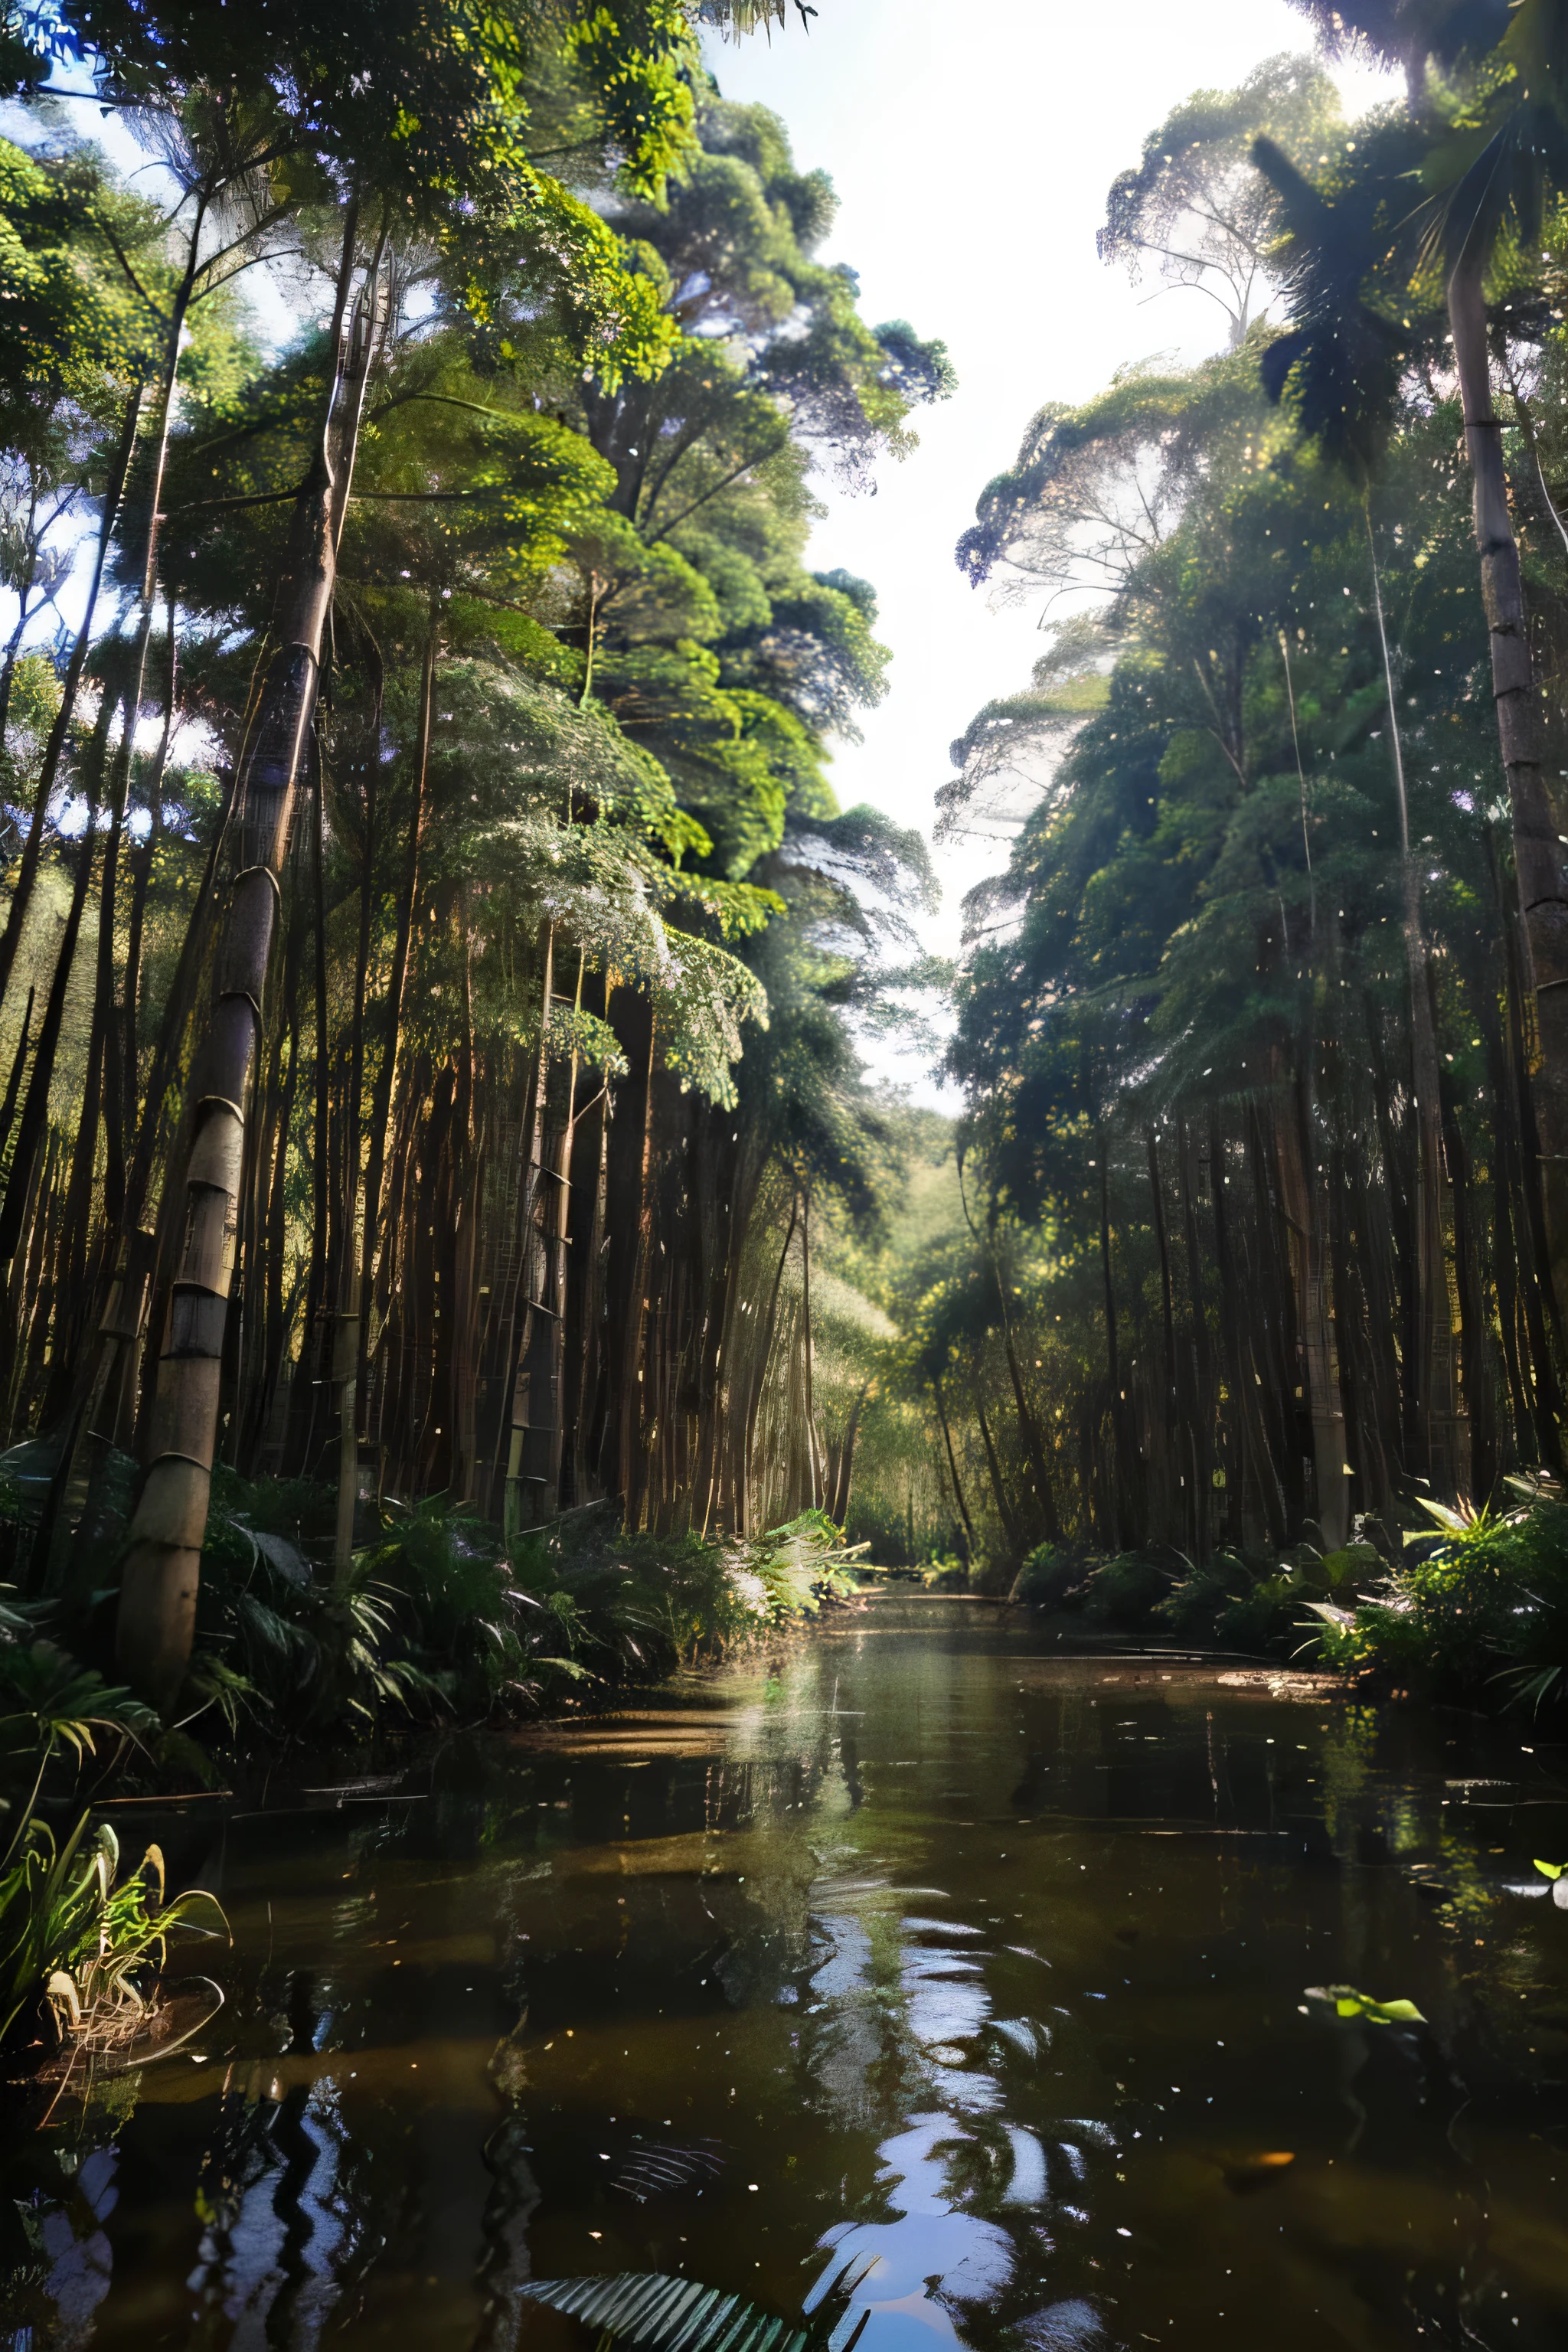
xmin=1158 ymin=1540 xmax=1385 ymax=1655
xmin=1010 ymin=1542 xmax=1082 ymax=1607
xmin=1305 ymin=1495 xmax=1568 ymax=1704
xmin=1077 ymin=1550 xmax=1172 ymax=1626
xmin=179 ymin=1477 xmax=866 ymax=1749
xmin=1156 ymin=1560 xmax=1236 ymax=1640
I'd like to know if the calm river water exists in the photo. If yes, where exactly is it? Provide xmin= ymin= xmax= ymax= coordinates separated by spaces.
xmin=6 ymin=1593 xmax=1568 ymax=2352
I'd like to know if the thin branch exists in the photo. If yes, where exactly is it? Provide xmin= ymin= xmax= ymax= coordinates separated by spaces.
xmin=163 ymin=482 xmax=309 ymax=517
xmin=190 ymin=244 xmax=307 ymax=300
xmin=1191 ymin=656 xmax=1246 ymax=786
xmin=191 ymin=206 xmax=296 ymax=287
xmin=181 ymin=407 xmax=317 ymax=464
xmin=97 ymin=213 xmax=165 ymax=322
xmin=645 ymin=436 xmax=791 ymax=543
xmin=366 ymin=388 xmax=537 ymax=429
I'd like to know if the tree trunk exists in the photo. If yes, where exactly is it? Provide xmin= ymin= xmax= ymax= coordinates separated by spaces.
xmin=119 ymin=756 xmax=240 ymax=1248
xmin=0 ymin=987 xmax=35 ymax=1179
xmin=565 ymin=1044 xmax=610 ymax=1508
xmin=119 ymin=604 xmax=179 ymax=1213
xmin=1273 ymin=1082 xmax=1350 ymax=1549
xmin=501 ymin=927 xmax=557 ymax=1540
xmin=828 ymin=1376 xmax=871 ymax=1527
xmin=974 ymin=1380 xmax=1023 ymax=1557
xmin=358 ymin=609 xmax=436 ymax=1406
xmin=959 ymin=1151 xmax=1060 ymax=1541
xmin=1098 ymin=1132 xmax=1127 ymax=1550
xmin=0 ymin=688 xmax=120 ymax=1269
xmin=0 ymin=387 xmax=142 ymax=1012
xmin=933 ymin=1373 xmax=976 ymax=1559
xmin=116 ymin=211 xmax=376 ymax=1707
xmin=1178 ymin=1118 xmax=1214 ymax=1556
xmin=1436 ymin=1050 xmax=1497 ymax=1503
xmin=800 ymin=1188 xmax=821 ymax=1509
xmin=616 ymin=1016 xmax=658 ymax=1525
xmin=1367 ymin=508 xmax=1457 ymax=1491
xmin=1449 ymin=257 xmax=1568 ymax=1328
xmin=54 ymin=673 xmax=149 ymax=1380
xmin=1210 ymin=1111 xmax=1285 ymax=1547
xmin=742 ymin=1187 xmax=798 ymax=1535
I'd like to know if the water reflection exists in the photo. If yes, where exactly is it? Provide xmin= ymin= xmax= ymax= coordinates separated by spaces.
xmin=3 ymin=1600 xmax=1568 ymax=2352
xmin=186 ymin=2080 xmax=359 ymax=2350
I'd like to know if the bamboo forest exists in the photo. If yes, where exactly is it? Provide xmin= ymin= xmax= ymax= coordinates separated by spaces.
xmin=8 ymin=0 xmax=1568 ymax=2344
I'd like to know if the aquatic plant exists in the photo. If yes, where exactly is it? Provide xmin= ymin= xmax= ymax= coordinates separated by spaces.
xmin=37 ymin=1826 xmax=227 ymax=2044
xmin=1 ymin=1817 xmax=226 ymax=2047
xmin=1308 ymin=1984 xmax=1426 ymax=2026
xmin=0 ymin=1615 xmax=220 ymax=2045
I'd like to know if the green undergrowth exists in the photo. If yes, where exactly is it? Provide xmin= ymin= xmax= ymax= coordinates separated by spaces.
xmin=178 ymin=1479 xmax=863 ymax=1749
xmin=1306 ymin=1492 xmax=1568 ymax=1707
xmin=0 ymin=1484 xmax=861 ymax=2053
xmin=1008 ymin=1490 xmax=1568 ymax=1711
xmin=0 ymin=1601 xmax=224 ymax=2056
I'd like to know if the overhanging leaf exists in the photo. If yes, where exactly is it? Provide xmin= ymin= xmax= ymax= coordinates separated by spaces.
xmin=520 ymin=2273 xmax=811 ymax=2352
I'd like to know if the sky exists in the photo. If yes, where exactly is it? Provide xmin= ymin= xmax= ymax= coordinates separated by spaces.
xmin=701 ymin=0 xmax=1390 ymax=1099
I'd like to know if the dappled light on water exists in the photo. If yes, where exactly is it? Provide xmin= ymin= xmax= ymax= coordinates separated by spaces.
xmin=5 ymin=1596 xmax=1568 ymax=2351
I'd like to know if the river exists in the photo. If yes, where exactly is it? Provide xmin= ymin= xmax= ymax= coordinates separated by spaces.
xmin=5 ymin=1592 xmax=1568 ymax=2352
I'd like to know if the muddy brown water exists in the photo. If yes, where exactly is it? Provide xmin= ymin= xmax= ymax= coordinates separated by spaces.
xmin=5 ymin=1592 xmax=1568 ymax=2352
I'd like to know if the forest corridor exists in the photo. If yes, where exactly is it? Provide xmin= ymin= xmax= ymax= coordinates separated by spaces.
xmin=4 ymin=3 xmax=1568 ymax=2341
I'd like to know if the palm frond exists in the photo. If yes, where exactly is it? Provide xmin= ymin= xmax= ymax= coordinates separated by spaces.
xmin=1251 ymin=135 xmax=1411 ymax=479
xmin=521 ymin=2260 xmax=875 ymax=2352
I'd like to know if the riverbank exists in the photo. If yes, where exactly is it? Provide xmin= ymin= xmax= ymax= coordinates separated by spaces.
xmin=1004 ymin=1491 xmax=1568 ymax=1718
xmin=0 ymin=1494 xmax=865 ymax=2077
xmin=11 ymin=1478 xmax=1567 ymax=2104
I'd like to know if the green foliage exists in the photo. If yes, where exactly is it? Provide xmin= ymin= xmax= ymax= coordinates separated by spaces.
xmin=1011 ymin=1542 xmax=1083 ymax=1606
xmin=0 ymin=1812 xmax=226 ymax=2045
xmin=1315 ymin=1984 xmax=1426 ymax=2026
xmin=1099 ymin=51 xmax=1347 ymax=349
xmin=0 ymin=1813 xmax=111 ymax=2042
xmin=518 ymin=2249 xmax=876 ymax=2352
xmin=939 ymin=38 xmax=1568 ymax=1600
xmin=41 ymin=1827 xmax=227 ymax=2041
xmin=1078 ymin=1550 xmax=1172 ymax=1625
xmin=0 ymin=1641 xmax=155 ymax=1783
xmin=741 ymin=1510 xmax=864 ymax=1615
xmin=0 ymin=0 xmax=948 ymax=1722
xmin=179 ymin=1474 xmax=863 ymax=1746
xmin=1305 ymin=1499 xmax=1568 ymax=1700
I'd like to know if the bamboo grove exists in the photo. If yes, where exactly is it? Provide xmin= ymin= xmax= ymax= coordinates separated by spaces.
xmin=0 ymin=0 xmax=949 ymax=1702
xmin=17 ymin=0 xmax=1568 ymax=1717
xmin=927 ymin=21 xmax=1568 ymax=1580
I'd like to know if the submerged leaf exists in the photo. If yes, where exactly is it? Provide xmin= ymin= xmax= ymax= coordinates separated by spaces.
xmin=1318 ymin=1983 xmax=1426 ymax=2025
